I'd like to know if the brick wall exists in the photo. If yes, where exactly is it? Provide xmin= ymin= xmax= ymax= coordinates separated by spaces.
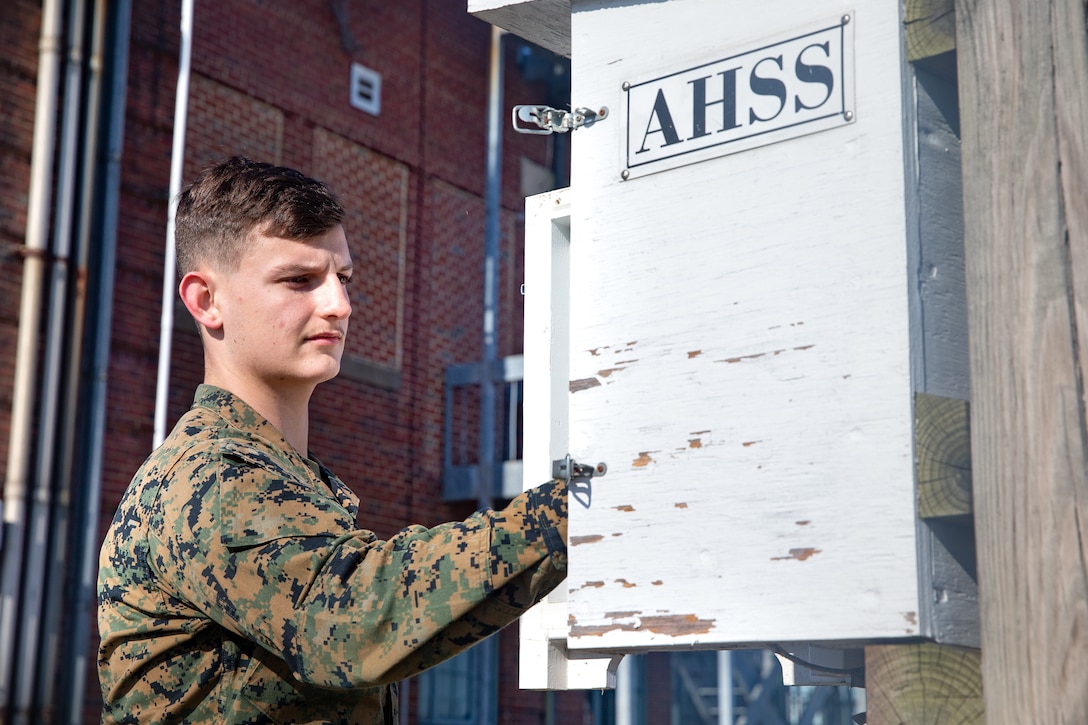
xmin=0 ymin=0 xmax=576 ymax=719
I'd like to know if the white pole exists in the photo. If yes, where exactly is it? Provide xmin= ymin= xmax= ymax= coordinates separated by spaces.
xmin=717 ymin=650 xmax=734 ymax=725
xmin=0 ymin=0 xmax=64 ymax=710
xmin=154 ymin=0 xmax=194 ymax=447
xmin=12 ymin=0 xmax=90 ymax=716
xmin=615 ymin=654 xmax=638 ymax=725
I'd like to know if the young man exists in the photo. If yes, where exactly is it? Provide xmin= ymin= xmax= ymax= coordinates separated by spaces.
xmin=97 ymin=157 xmax=568 ymax=724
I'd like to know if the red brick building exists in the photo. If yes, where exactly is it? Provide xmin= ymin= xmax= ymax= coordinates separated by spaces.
xmin=0 ymin=0 xmax=588 ymax=721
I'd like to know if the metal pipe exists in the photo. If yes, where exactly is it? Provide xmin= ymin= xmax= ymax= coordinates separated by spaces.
xmin=476 ymin=24 xmax=505 ymax=725
xmin=63 ymin=1 xmax=131 ymax=720
xmin=154 ymin=0 xmax=195 ymax=448
xmin=13 ymin=0 xmax=88 ymax=716
xmin=0 ymin=0 xmax=64 ymax=712
xmin=40 ymin=0 xmax=106 ymax=711
xmin=478 ymin=23 xmax=505 ymax=512
xmin=616 ymin=654 xmax=647 ymax=725
xmin=717 ymin=650 xmax=733 ymax=725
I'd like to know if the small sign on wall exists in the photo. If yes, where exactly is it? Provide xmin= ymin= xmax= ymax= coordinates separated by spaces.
xmin=622 ymin=14 xmax=855 ymax=179
xmin=350 ymin=62 xmax=382 ymax=117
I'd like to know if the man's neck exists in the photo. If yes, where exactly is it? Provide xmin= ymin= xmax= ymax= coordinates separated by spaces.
xmin=206 ymin=372 xmax=313 ymax=454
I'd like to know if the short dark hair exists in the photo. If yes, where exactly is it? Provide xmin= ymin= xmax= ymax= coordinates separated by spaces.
xmin=175 ymin=156 xmax=346 ymax=276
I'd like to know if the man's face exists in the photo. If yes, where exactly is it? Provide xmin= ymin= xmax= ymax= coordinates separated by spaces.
xmin=213 ymin=224 xmax=353 ymax=391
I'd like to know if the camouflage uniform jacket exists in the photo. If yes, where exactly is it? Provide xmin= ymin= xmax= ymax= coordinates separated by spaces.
xmin=98 ymin=385 xmax=568 ymax=724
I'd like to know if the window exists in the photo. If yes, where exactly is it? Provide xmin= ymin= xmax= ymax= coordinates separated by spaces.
xmin=416 ymin=640 xmax=496 ymax=725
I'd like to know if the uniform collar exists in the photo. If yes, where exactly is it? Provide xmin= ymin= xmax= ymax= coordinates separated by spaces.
xmin=194 ymin=384 xmax=360 ymax=515
xmin=194 ymin=384 xmax=288 ymax=446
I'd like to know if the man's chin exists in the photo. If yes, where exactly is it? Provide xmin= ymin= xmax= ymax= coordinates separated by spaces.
xmin=315 ymin=359 xmax=342 ymax=384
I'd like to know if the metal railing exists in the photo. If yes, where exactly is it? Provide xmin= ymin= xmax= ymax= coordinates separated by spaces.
xmin=442 ymin=355 xmax=524 ymax=502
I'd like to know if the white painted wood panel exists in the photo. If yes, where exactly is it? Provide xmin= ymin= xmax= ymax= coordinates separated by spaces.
xmin=559 ymin=0 xmax=921 ymax=651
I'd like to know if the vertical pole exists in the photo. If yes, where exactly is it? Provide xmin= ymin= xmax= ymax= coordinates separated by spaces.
xmin=42 ymin=0 xmax=105 ymax=710
xmin=717 ymin=651 xmax=732 ymax=725
xmin=479 ymin=24 xmax=504 ymax=511
xmin=13 ymin=0 xmax=89 ymax=717
xmin=154 ymin=0 xmax=194 ymax=448
xmin=615 ymin=654 xmax=643 ymax=725
xmin=64 ymin=2 xmax=131 ymax=720
xmin=956 ymin=0 xmax=1088 ymax=721
xmin=478 ymin=24 xmax=505 ymax=725
xmin=0 ymin=0 xmax=63 ymax=713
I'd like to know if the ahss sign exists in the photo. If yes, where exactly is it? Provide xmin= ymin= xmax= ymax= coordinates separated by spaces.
xmin=623 ymin=15 xmax=855 ymax=178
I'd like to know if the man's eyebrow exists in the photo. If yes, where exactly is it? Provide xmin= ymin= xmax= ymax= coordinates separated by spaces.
xmin=268 ymin=261 xmax=354 ymax=276
xmin=269 ymin=263 xmax=320 ymax=276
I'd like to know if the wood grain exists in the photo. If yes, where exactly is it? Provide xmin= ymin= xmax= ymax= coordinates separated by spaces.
xmin=956 ymin=0 xmax=1088 ymax=720
xmin=915 ymin=393 xmax=972 ymax=518
xmin=905 ymin=0 xmax=956 ymax=61
xmin=865 ymin=643 xmax=983 ymax=724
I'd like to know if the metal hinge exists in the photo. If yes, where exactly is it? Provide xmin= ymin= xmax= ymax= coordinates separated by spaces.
xmin=512 ymin=105 xmax=609 ymax=135
xmin=552 ymin=454 xmax=608 ymax=483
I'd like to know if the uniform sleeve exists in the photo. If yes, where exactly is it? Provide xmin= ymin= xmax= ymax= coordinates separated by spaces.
xmin=149 ymin=443 xmax=567 ymax=689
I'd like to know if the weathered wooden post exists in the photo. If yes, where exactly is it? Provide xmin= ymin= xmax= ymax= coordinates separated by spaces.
xmin=956 ymin=0 xmax=1088 ymax=721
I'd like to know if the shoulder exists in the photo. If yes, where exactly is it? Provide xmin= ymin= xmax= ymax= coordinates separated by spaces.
xmin=123 ymin=407 xmax=294 ymax=528
xmin=136 ymin=404 xmax=247 ymax=499
xmin=214 ymin=438 xmax=357 ymax=548
xmin=150 ymin=403 xmax=293 ymax=488
xmin=116 ymin=405 xmax=223 ymax=524
xmin=126 ymin=401 xmax=355 ymax=547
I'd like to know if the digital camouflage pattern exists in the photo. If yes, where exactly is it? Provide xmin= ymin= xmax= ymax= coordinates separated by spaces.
xmin=98 ymin=385 xmax=568 ymax=724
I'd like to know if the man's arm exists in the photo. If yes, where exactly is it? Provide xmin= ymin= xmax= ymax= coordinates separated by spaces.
xmin=154 ymin=455 xmax=567 ymax=689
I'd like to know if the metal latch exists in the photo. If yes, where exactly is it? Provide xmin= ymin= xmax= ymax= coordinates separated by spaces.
xmin=552 ymin=455 xmax=608 ymax=483
xmin=512 ymin=105 xmax=609 ymax=135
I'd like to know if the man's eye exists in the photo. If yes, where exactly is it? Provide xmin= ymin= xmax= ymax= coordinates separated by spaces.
xmin=338 ymin=274 xmax=352 ymax=285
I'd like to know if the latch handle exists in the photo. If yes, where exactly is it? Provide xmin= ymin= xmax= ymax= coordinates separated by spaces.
xmin=512 ymin=105 xmax=555 ymax=135
xmin=512 ymin=105 xmax=609 ymax=135
xmin=552 ymin=454 xmax=608 ymax=483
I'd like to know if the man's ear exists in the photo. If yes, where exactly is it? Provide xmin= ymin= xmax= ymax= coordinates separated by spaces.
xmin=179 ymin=270 xmax=223 ymax=331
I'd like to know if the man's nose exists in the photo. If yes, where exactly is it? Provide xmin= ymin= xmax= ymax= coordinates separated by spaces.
xmin=320 ymin=275 xmax=352 ymax=318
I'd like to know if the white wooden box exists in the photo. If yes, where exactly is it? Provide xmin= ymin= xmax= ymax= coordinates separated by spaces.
xmin=477 ymin=0 xmax=975 ymax=688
